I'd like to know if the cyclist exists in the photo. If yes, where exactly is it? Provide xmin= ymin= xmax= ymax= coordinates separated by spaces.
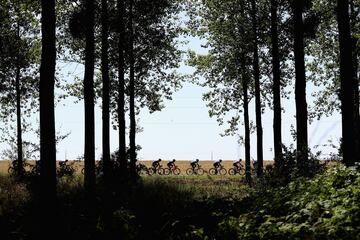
xmin=213 ymin=159 xmax=222 ymax=169
xmin=190 ymin=159 xmax=200 ymax=170
xmin=59 ymin=159 xmax=68 ymax=168
xmin=233 ymin=159 xmax=242 ymax=170
xmin=152 ymin=158 xmax=162 ymax=170
xmin=167 ymin=159 xmax=176 ymax=169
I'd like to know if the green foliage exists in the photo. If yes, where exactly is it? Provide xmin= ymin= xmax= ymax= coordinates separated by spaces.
xmin=216 ymin=165 xmax=360 ymax=239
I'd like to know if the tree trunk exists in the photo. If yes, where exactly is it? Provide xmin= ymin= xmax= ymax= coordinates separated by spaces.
xmin=293 ymin=0 xmax=308 ymax=172
xmin=129 ymin=0 xmax=137 ymax=177
xmin=337 ymin=0 xmax=356 ymax=166
xmin=117 ymin=0 xmax=127 ymax=175
xmin=40 ymin=0 xmax=56 ymax=200
xmin=16 ymin=38 xmax=23 ymax=175
xmin=101 ymin=0 xmax=111 ymax=184
xmin=241 ymin=57 xmax=251 ymax=182
xmin=84 ymin=0 xmax=96 ymax=192
xmin=251 ymin=0 xmax=263 ymax=176
xmin=271 ymin=0 xmax=283 ymax=168
xmin=101 ymin=2 xmax=113 ymax=233
xmin=350 ymin=0 xmax=360 ymax=163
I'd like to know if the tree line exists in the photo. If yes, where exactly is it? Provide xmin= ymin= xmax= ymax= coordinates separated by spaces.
xmin=187 ymin=0 xmax=359 ymax=180
xmin=0 ymin=0 xmax=359 ymax=210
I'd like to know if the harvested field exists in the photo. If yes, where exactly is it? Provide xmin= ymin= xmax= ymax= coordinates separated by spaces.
xmin=0 ymin=160 xmax=274 ymax=176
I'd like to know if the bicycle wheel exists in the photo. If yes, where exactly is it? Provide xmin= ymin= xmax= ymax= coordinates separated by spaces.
xmin=8 ymin=166 xmax=15 ymax=175
xmin=196 ymin=168 xmax=204 ymax=175
xmin=228 ymin=168 xmax=235 ymax=175
xmin=219 ymin=168 xmax=227 ymax=175
xmin=158 ymin=168 xmax=165 ymax=175
xmin=163 ymin=168 xmax=171 ymax=175
xmin=186 ymin=168 xmax=193 ymax=175
xmin=147 ymin=168 xmax=155 ymax=176
xmin=208 ymin=168 xmax=217 ymax=175
xmin=173 ymin=167 xmax=181 ymax=175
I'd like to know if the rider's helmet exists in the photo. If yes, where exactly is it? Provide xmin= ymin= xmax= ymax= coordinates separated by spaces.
xmin=219 ymin=159 xmax=222 ymax=162
xmin=172 ymin=159 xmax=176 ymax=162
xmin=158 ymin=158 xmax=162 ymax=162
xmin=196 ymin=159 xmax=199 ymax=162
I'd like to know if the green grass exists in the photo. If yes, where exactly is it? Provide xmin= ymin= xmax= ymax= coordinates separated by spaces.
xmin=0 ymin=165 xmax=359 ymax=239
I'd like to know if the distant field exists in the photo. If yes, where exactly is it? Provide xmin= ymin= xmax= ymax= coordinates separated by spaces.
xmin=0 ymin=160 xmax=274 ymax=176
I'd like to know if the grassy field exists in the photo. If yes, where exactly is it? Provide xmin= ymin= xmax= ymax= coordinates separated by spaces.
xmin=0 ymin=160 xmax=274 ymax=176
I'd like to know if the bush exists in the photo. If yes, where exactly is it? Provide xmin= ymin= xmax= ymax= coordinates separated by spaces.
xmin=216 ymin=164 xmax=360 ymax=239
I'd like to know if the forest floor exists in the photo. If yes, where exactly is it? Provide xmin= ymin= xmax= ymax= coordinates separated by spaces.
xmin=0 ymin=163 xmax=358 ymax=239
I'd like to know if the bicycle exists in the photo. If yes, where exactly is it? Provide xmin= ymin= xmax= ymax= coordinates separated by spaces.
xmin=8 ymin=160 xmax=31 ymax=177
xmin=164 ymin=165 xmax=181 ymax=175
xmin=209 ymin=165 xmax=227 ymax=175
xmin=228 ymin=164 xmax=244 ymax=175
xmin=148 ymin=165 xmax=167 ymax=175
xmin=57 ymin=160 xmax=75 ymax=178
xmin=186 ymin=165 xmax=205 ymax=175
xmin=136 ymin=163 xmax=151 ymax=175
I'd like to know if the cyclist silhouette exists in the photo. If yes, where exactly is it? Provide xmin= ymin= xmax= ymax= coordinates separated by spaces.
xmin=167 ymin=159 xmax=176 ymax=169
xmin=190 ymin=159 xmax=199 ymax=170
xmin=233 ymin=159 xmax=242 ymax=169
xmin=152 ymin=158 xmax=162 ymax=170
xmin=213 ymin=159 xmax=222 ymax=169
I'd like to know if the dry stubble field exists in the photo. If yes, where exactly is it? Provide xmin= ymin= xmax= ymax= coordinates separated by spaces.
xmin=0 ymin=159 xmax=274 ymax=175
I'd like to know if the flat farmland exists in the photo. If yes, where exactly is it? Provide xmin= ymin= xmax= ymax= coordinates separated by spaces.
xmin=0 ymin=160 xmax=274 ymax=176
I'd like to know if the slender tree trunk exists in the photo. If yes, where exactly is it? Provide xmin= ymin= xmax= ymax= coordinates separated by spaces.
xmin=84 ymin=0 xmax=96 ymax=192
xmin=241 ymin=57 xmax=251 ymax=182
xmin=16 ymin=50 xmax=23 ymax=175
xmin=101 ymin=1 xmax=112 ymax=233
xmin=337 ymin=0 xmax=356 ymax=166
xmin=117 ymin=0 xmax=127 ymax=175
xmin=40 ymin=0 xmax=56 ymax=201
xmin=251 ymin=0 xmax=263 ymax=176
xmin=350 ymin=0 xmax=360 ymax=162
xmin=129 ymin=0 xmax=137 ymax=177
xmin=271 ymin=0 xmax=283 ymax=168
xmin=101 ymin=0 xmax=111 ymax=184
xmin=293 ymin=0 xmax=308 ymax=172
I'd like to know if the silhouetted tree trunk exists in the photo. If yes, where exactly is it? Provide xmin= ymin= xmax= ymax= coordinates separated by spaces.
xmin=129 ymin=0 xmax=136 ymax=177
xmin=40 ymin=0 xmax=56 ymax=205
xmin=350 ymin=0 xmax=360 ymax=163
xmin=293 ymin=0 xmax=308 ymax=171
xmin=251 ymin=0 xmax=263 ymax=176
xmin=271 ymin=0 xmax=283 ymax=168
xmin=101 ymin=1 xmax=112 ymax=233
xmin=241 ymin=57 xmax=251 ymax=182
xmin=337 ymin=0 xmax=356 ymax=166
xmin=117 ymin=0 xmax=127 ymax=175
xmin=15 ymin=27 xmax=23 ymax=175
xmin=84 ymin=0 xmax=96 ymax=192
xmin=101 ymin=0 xmax=111 ymax=184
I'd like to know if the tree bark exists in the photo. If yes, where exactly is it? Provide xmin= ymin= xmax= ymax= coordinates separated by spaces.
xmin=337 ymin=0 xmax=356 ymax=166
xmin=40 ymin=0 xmax=56 ymax=210
xmin=271 ymin=0 xmax=283 ymax=168
xmin=350 ymin=0 xmax=360 ymax=163
xmin=101 ymin=0 xmax=111 ymax=184
xmin=293 ymin=0 xmax=308 ymax=172
xmin=84 ymin=0 xmax=96 ymax=192
xmin=129 ymin=0 xmax=137 ymax=177
xmin=117 ymin=0 xmax=127 ymax=175
xmin=241 ymin=57 xmax=251 ymax=182
xmin=16 ymin=40 xmax=23 ymax=175
xmin=251 ymin=0 xmax=263 ymax=176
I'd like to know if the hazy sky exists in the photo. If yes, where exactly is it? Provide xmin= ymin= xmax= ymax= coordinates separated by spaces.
xmin=0 ymin=36 xmax=342 ymax=161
